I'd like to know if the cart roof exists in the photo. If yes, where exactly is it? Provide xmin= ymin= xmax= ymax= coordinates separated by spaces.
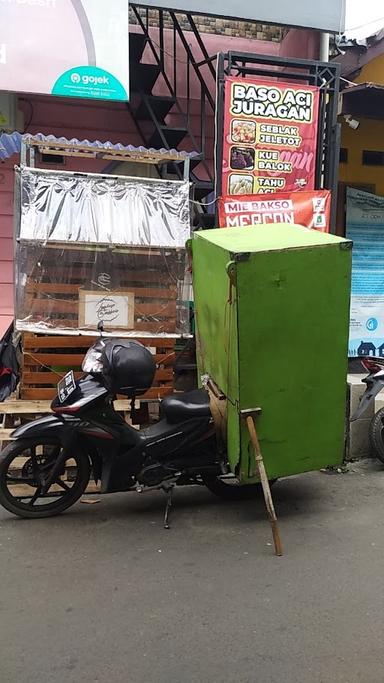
xmin=194 ymin=224 xmax=350 ymax=253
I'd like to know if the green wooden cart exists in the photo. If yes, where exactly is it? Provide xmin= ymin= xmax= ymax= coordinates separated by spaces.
xmin=190 ymin=224 xmax=352 ymax=483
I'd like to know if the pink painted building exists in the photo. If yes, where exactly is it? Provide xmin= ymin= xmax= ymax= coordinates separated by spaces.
xmin=0 ymin=24 xmax=320 ymax=336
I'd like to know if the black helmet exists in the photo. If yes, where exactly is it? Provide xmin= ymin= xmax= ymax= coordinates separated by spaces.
xmin=101 ymin=339 xmax=156 ymax=397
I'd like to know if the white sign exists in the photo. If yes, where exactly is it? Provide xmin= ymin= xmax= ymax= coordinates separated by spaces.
xmin=79 ymin=290 xmax=135 ymax=330
xmin=138 ymin=1 xmax=345 ymax=32
xmin=347 ymin=188 xmax=384 ymax=357
xmin=0 ymin=0 xmax=129 ymax=101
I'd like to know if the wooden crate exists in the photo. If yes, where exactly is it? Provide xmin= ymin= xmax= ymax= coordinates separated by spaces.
xmin=20 ymin=333 xmax=176 ymax=401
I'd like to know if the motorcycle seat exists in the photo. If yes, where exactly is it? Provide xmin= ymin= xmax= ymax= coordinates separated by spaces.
xmin=161 ymin=389 xmax=211 ymax=424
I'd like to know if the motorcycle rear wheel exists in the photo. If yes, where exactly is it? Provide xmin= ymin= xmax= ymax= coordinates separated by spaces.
xmin=202 ymin=474 xmax=276 ymax=501
xmin=369 ymin=407 xmax=384 ymax=463
xmin=0 ymin=438 xmax=91 ymax=518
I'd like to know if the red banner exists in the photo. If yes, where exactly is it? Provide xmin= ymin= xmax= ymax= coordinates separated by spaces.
xmin=221 ymin=77 xmax=319 ymax=196
xmin=218 ymin=190 xmax=331 ymax=232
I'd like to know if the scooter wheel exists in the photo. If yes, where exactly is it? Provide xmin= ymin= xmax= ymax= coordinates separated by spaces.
xmin=0 ymin=438 xmax=91 ymax=518
xmin=369 ymin=407 xmax=384 ymax=463
xmin=202 ymin=474 xmax=276 ymax=501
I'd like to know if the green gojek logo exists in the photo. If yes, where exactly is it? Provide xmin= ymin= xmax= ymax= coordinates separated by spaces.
xmin=52 ymin=66 xmax=128 ymax=101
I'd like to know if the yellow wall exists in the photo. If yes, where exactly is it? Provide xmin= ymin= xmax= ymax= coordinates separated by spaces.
xmin=339 ymin=54 xmax=384 ymax=196
xmin=339 ymin=118 xmax=384 ymax=196
xmin=354 ymin=53 xmax=384 ymax=84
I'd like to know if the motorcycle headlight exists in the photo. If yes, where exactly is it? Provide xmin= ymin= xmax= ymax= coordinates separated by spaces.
xmin=82 ymin=346 xmax=104 ymax=373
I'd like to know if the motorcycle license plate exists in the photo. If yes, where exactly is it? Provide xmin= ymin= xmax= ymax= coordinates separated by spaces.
xmin=57 ymin=371 xmax=76 ymax=404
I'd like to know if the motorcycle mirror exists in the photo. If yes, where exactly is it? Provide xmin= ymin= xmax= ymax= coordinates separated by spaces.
xmin=97 ymin=321 xmax=104 ymax=336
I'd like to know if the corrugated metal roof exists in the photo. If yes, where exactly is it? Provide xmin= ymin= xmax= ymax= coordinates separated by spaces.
xmin=0 ymin=131 xmax=199 ymax=162
xmin=0 ymin=131 xmax=22 ymax=161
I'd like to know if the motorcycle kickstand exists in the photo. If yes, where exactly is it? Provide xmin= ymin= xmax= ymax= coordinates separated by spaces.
xmin=162 ymin=484 xmax=174 ymax=530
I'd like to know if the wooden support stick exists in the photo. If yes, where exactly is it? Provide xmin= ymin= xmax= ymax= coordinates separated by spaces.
xmin=246 ymin=415 xmax=283 ymax=557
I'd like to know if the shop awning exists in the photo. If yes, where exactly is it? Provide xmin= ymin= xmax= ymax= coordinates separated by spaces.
xmin=342 ymin=82 xmax=384 ymax=119
xmin=0 ymin=131 xmax=200 ymax=163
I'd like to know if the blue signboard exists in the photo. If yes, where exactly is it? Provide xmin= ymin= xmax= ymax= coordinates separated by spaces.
xmin=347 ymin=187 xmax=384 ymax=357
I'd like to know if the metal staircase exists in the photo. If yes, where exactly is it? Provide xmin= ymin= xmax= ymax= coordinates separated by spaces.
xmin=128 ymin=7 xmax=217 ymax=227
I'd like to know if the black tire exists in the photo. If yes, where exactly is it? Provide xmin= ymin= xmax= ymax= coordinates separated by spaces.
xmin=369 ymin=408 xmax=384 ymax=463
xmin=0 ymin=438 xmax=91 ymax=519
xmin=202 ymin=474 xmax=276 ymax=501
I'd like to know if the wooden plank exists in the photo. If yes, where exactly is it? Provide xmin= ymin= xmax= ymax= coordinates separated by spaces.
xmin=23 ymin=335 xmax=95 ymax=349
xmin=27 ymin=283 xmax=82 ymax=295
xmin=23 ymin=371 xmax=84 ymax=384
xmin=0 ymin=396 xmax=172 ymax=415
xmin=27 ymin=283 xmax=177 ymax=299
xmin=23 ymin=323 xmax=179 ymax=337
xmin=21 ymin=386 xmax=173 ymax=400
xmin=0 ymin=428 xmax=13 ymax=441
xmin=132 ymin=321 xmax=177 ymax=333
xmin=30 ymin=137 xmax=183 ymax=162
xmin=0 ymin=400 xmax=52 ymax=414
xmin=22 ymin=368 xmax=173 ymax=385
xmin=41 ymin=268 xmax=174 ymax=284
xmin=22 ymin=334 xmax=175 ymax=349
xmin=23 ymin=352 xmax=174 ymax=370
xmin=153 ymin=368 xmax=173 ymax=381
xmin=23 ymin=353 xmax=86 ymax=367
xmin=134 ymin=302 xmax=177 ymax=317
xmin=24 ymin=300 xmax=177 ymax=317
xmin=39 ymin=245 xmax=175 ymax=259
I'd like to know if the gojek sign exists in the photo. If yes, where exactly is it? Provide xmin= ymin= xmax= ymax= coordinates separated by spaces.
xmin=0 ymin=0 xmax=129 ymax=101
xmin=53 ymin=66 xmax=128 ymax=100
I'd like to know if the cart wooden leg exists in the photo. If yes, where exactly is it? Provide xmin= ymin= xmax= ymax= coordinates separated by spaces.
xmin=246 ymin=415 xmax=283 ymax=556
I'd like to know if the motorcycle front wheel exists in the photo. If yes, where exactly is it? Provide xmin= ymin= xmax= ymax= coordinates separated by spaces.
xmin=202 ymin=473 xmax=276 ymax=501
xmin=0 ymin=438 xmax=91 ymax=518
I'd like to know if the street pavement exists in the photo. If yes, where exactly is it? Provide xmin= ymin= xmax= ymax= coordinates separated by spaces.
xmin=1 ymin=459 xmax=384 ymax=683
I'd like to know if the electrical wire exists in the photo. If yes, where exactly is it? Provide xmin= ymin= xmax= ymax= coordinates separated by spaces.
xmin=19 ymin=98 xmax=34 ymax=133
xmin=341 ymin=76 xmax=359 ymax=87
xmin=190 ymin=196 xmax=217 ymax=207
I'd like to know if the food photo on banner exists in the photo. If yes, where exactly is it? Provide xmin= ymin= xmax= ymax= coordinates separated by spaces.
xmin=221 ymin=77 xmax=320 ymax=196
xmin=346 ymin=187 xmax=384 ymax=357
xmin=218 ymin=190 xmax=330 ymax=231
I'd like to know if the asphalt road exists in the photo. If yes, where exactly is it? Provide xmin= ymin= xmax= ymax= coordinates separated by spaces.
xmin=1 ymin=459 xmax=384 ymax=683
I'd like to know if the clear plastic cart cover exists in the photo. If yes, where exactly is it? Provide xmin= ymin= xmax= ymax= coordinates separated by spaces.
xmin=14 ymin=167 xmax=191 ymax=337
xmin=16 ymin=166 xmax=191 ymax=248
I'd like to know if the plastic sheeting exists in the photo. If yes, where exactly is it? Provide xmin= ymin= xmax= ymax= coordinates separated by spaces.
xmin=17 ymin=166 xmax=191 ymax=248
xmin=15 ymin=243 xmax=190 ymax=337
xmin=14 ymin=166 xmax=191 ymax=337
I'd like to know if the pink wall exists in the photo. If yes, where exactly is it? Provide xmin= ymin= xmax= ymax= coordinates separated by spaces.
xmin=0 ymin=160 xmax=14 ymax=334
xmin=0 ymin=26 xmax=319 ymax=337
xmin=280 ymin=28 xmax=320 ymax=61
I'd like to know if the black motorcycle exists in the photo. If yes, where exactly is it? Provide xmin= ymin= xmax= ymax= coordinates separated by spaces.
xmin=0 ymin=337 xmax=261 ymax=523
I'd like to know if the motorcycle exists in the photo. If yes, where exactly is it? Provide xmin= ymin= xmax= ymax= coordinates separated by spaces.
xmin=0 ymin=334 xmax=262 ymax=525
xmin=351 ymin=356 xmax=384 ymax=462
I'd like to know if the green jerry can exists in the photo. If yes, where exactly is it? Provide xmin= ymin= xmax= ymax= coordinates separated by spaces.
xmin=190 ymin=224 xmax=352 ymax=483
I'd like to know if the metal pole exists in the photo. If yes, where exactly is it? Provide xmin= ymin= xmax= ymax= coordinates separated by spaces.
xmin=319 ymin=33 xmax=330 ymax=62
